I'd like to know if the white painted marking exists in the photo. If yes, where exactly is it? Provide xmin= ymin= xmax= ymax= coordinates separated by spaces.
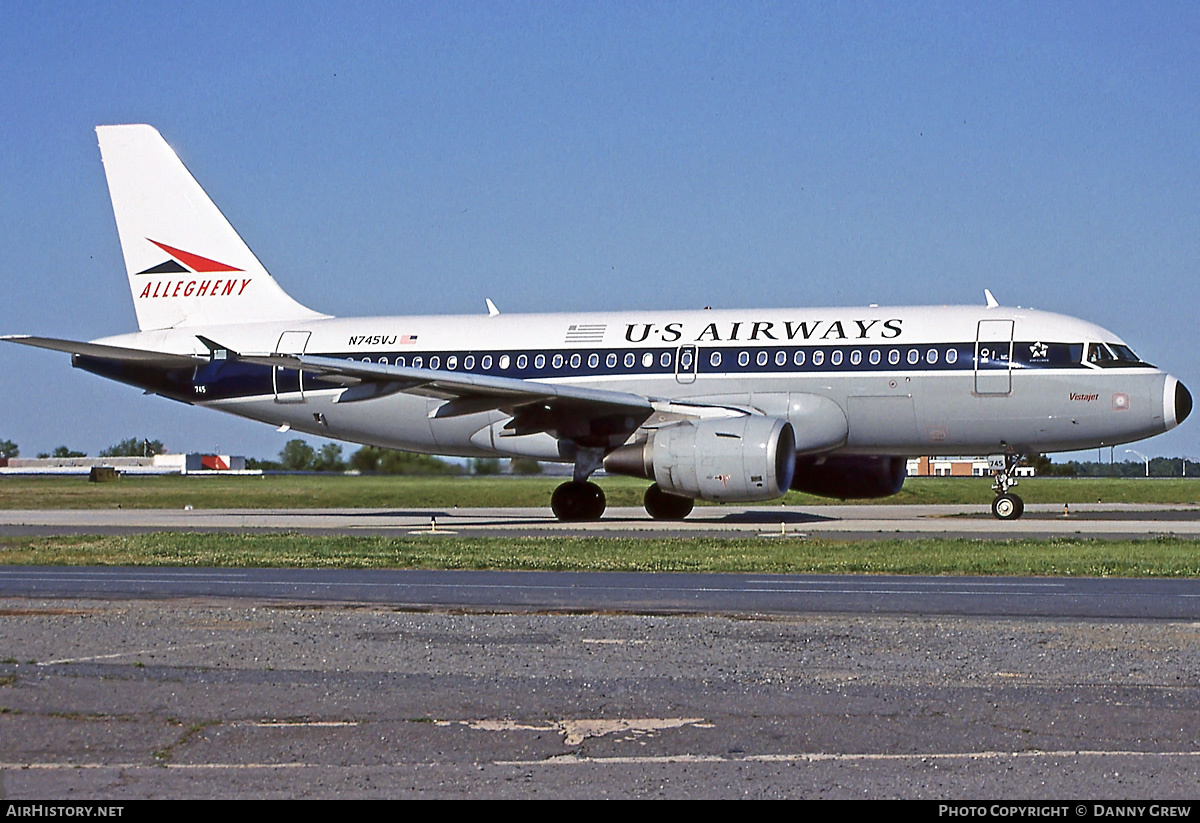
xmin=38 ymin=642 xmax=216 ymax=666
xmin=496 ymin=749 xmax=1200 ymax=766
xmin=246 ymin=720 xmax=359 ymax=728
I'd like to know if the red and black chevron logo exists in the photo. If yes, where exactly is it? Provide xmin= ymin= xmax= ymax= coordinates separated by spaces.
xmin=136 ymin=239 xmax=243 ymax=275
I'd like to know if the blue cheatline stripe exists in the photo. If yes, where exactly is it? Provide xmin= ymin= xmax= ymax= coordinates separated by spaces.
xmin=328 ymin=341 xmax=1087 ymax=381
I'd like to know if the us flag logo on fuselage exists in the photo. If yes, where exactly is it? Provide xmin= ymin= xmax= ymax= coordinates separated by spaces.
xmin=565 ymin=323 xmax=606 ymax=343
xmin=136 ymin=239 xmax=243 ymax=275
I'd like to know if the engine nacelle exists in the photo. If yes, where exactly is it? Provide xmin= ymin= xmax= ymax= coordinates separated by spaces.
xmin=605 ymin=416 xmax=796 ymax=502
xmin=790 ymin=455 xmax=907 ymax=499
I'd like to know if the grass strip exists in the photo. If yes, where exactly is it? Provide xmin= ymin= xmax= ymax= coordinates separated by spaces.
xmin=2 ymin=533 xmax=1199 ymax=577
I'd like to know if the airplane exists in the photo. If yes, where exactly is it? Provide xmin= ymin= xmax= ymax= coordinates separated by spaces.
xmin=4 ymin=125 xmax=1192 ymax=521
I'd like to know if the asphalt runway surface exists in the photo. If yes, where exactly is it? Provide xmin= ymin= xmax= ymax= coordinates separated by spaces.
xmin=1 ymin=504 xmax=1199 ymax=798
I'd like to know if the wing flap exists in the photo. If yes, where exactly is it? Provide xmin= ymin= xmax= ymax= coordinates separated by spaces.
xmin=237 ymin=352 xmax=655 ymax=445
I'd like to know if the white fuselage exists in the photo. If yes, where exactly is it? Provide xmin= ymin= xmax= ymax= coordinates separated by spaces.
xmin=93 ymin=303 xmax=1183 ymax=462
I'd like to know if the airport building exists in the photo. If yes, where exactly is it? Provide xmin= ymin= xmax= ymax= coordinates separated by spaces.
xmin=0 ymin=454 xmax=251 ymax=475
xmin=906 ymin=456 xmax=1036 ymax=478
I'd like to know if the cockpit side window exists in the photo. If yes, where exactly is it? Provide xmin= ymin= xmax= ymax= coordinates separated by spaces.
xmin=1110 ymin=344 xmax=1147 ymax=365
xmin=1087 ymin=343 xmax=1116 ymax=365
xmin=1087 ymin=342 xmax=1152 ymax=368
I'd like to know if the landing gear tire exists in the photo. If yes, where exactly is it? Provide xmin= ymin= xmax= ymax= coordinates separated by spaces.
xmin=643 ymin=483 xmax=695 ymax=520
xmin=551 ymin=481 xmax=606 ymax=521
xmin=991 ymin=493 xmax=1025 ymax=520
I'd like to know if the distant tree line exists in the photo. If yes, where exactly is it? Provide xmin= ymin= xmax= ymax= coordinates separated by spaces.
xmin=1027 ymin=453 xmax=1196 ymax=478
xmin=245 ymin=439 xmax=543 ymax=475
xmin=0 ymin=437 xmax=165 ymax=460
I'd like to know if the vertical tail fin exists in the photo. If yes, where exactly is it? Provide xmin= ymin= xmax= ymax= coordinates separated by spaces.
xmin=96 ymin=124 xmax=327 ymax=331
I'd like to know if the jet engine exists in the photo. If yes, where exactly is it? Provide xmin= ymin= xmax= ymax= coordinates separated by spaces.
xmin=604 ymin=415 xmax=796 ymax=502
xmin=790 ymin=455 xmax=907 ymax=499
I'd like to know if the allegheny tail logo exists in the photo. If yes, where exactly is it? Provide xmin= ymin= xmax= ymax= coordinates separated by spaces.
xmin=135 ymin=238 xmax=253 ymax=300
xmin=136 ymin=239 xmax=243 ymax=274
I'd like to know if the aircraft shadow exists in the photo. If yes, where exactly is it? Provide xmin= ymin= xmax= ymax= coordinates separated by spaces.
xmin=332 ymin=508 xmax=838 ymax=526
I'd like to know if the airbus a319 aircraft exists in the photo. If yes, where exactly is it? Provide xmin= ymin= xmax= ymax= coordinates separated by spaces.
xmin=5 ymin=125 xmax=1192 ymax=520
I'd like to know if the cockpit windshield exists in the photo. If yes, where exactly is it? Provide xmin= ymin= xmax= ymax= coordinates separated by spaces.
xmin=1086 ymin=342 xmax=1151 ymax=368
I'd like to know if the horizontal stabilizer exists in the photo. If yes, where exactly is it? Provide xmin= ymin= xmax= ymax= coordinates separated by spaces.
xmin=1 ymin=335 xmax=205 ymax=368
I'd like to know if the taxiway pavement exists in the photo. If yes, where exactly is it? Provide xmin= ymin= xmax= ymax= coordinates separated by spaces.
xmin=1 ymin=502 xmax=1198 ymax=540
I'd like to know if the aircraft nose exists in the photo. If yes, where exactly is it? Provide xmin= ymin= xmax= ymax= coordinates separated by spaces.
xmin=1176 ymin=379 xmax=1193 ymax=427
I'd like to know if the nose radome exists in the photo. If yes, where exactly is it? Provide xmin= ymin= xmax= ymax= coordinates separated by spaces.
xmin=1176 ymin=380 xmax=1193 ymax=427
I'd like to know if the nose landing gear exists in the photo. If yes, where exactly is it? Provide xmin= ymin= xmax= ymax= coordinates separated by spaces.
xmin=989 ymin=453 xmax=1025 ymax=520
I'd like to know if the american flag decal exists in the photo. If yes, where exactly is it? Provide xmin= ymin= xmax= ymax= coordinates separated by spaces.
xmin=401 ymin=334 xmax=418 ymax=344
xmin=565 ymin=324 xmax=606 ymax=343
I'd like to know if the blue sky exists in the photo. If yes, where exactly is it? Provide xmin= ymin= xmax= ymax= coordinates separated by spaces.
xmin=2 ymin=1 xmax=1198 ymax=462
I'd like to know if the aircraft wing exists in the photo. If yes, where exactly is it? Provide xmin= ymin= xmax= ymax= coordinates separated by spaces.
xmin=240 ymin=352 xmax=657 ymax=446
xmin=0 ymin=335 xmax=206 ymax=368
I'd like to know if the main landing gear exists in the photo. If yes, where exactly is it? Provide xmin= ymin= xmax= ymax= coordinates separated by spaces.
xmin=643 ymin=483 xmax=694 ymax=520
xmin=551 ymin=481 xmax=697 ymax=521
xmin=551 ymin=446 xmax=608 ymax=521
xmin=989 ymin=453 xmax=1025 ymax=520
xmin=549 ymin=448 xmax=696 ymax=522
xmin=550 ymin=480 xmax=606 ymax=522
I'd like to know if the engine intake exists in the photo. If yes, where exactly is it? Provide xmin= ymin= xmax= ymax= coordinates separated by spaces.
xmin=604 ymin=416 xmax=796 ymax=502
